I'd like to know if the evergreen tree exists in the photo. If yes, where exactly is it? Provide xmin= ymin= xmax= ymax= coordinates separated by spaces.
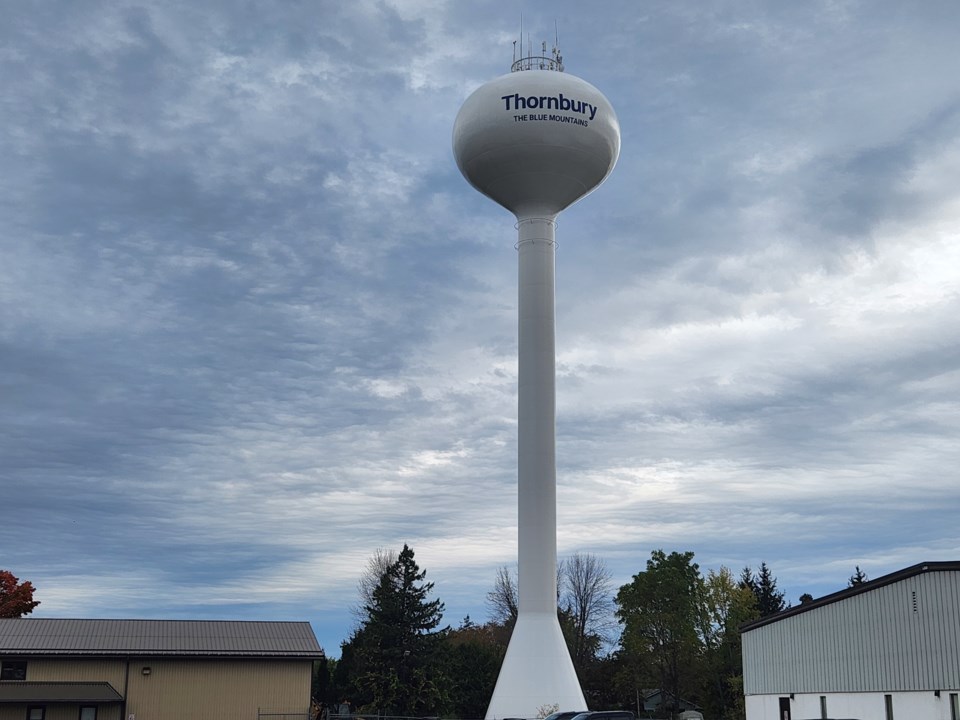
xmin=848 ymin=566 xmax=869 ymax=587
xmin=740 ymin=563 xmax=786 ymax=618
xmin=343 ymin=544 xmax=450 ymax=716
xmin=737 ymin=566 xmax=757 ymax=596
xmin=757 ymin=562 xmax=786 ymax=617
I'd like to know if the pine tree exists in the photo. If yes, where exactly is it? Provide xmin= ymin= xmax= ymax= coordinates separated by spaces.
xmin=848 ymin=566 xmax=869 ymax=587
xmin=350 ymin=544 xmax=449 ymax=716
xmin=738 ymin=564 xmax=786 ymax=618
xmin=754 ymin=562 xmax=786 ymax=617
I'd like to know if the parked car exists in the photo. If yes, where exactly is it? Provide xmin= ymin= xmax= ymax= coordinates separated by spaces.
xmin=542 ymin=712 xmax=588 ymax=720
xmin=569 ymin=711 xmax=636 ymax=720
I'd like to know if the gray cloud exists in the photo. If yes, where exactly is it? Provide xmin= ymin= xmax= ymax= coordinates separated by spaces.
xmin=2 ymin=0 xmax=959 ymax=654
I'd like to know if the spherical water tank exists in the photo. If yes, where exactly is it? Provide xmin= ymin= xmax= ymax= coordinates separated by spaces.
xmin=453 ymin=69 xmax=620 ymax=218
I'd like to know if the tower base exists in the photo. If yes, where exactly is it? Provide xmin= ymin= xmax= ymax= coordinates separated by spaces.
xmin=485 ymin=612 xmax=587 ymax=720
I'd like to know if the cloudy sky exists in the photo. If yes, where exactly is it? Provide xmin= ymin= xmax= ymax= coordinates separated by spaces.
xmin=3 ymin=0 xmax=959 ymax=655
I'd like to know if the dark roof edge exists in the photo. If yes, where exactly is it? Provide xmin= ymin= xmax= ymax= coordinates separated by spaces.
xmin=1 ymin=651 xmax=325 ymax=658
xmin=0 ymin=619 xmax=315 ymax=625
xmin=741 ymin=560 xmax=960 ymax=633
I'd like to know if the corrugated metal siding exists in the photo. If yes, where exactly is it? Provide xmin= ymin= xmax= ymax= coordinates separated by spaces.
xmin=25 ymin=658 xmax=126 ymax=687
xmin=126 ymin=658 xmax=312 ymax=720
xmin=0 ymin=658 xmax=310 ymax=720
xmin=743 ymin=570 xmax=960 ymax=694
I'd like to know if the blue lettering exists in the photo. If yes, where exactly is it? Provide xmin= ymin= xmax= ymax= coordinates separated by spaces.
xmin=502 ymin=92 xmax=598 ymax=121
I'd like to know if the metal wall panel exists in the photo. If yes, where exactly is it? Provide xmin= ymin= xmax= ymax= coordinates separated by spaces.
xmin=24 ymin=658 xmax=127 ymax=688
xmin=743 ymin=570 xmax=960 ymax=694
xmin=126 ymin=657 xmax=312 ymax=720
xmin=0 ymin=656 xmax=310 ymax=720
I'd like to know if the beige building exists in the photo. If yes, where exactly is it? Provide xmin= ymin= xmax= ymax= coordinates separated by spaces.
xmin=0 ymin=618 xmax=324 ymax=720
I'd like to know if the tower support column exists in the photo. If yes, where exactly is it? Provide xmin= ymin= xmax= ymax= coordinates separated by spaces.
xmin=517 ymin=216 xmax=559 ymax=616
xmin=485 ymin=216 xmax=586 ymax=720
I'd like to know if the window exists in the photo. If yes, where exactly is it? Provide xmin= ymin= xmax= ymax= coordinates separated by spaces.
xmin=820 ymin=696 xmax=827 ymax=719
xmin=79 ymin=707 xmax=97 ymax=720
xmin=885 ymin=694 xmax=894 ymax=720
xmin=1 ymin=660 xmax=27 ymax=680
xmin=27 ymin=707 xmax=45 ymax=720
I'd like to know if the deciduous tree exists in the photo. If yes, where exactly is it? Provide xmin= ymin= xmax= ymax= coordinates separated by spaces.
xmin=697 ymin=567 xmax=758 ymax=720
xmin=560 ymin=552 xmax=615 ymax=668
xmin=443 ymin=617 xmax=504 ymax=719
xmin=352 ymin=547 xmax=397 ymax=621
xmin=485 ymin=565 xmax=518 ymax=628
xmin=616 ymin=550 xmax=703 ymax=714
xmin=0 ymin=571 xmax=40 ymax=618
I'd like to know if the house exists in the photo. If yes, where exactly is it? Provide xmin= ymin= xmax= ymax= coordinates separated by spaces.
xmin=0 ymin=618 xmax=324 ymax=720
xmin=640 ymin=689 xmax=700 ymax=715
xmin=741 ymin=561 xmax=960 ymax=720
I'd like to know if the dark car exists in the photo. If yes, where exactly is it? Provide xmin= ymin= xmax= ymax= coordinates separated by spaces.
xmin=569 ymin=711 xmax=636 ymax=720
xmin=543 ymin=712 xmax=588 ymax=720
xmin=542 ymin=712 xmax=588 ymax=720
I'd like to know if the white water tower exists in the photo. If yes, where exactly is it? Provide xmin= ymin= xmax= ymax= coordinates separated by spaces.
xmin=453 ymin=41 xmax=620 ymax=720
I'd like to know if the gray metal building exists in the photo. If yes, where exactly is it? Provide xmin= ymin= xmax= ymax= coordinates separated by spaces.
xmin=741 ymin=561 xmax=960 ymax=720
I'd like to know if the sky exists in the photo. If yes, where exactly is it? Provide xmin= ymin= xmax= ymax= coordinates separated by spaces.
xmin=2 ymin=0 xmax=959 ymax=657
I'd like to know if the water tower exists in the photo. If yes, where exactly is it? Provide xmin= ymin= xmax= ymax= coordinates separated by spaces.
xmin=452 ymin=39 xmax=620 ymax=719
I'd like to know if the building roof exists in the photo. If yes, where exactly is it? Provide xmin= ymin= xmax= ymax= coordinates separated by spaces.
xmin=0 ymin=682 xmax=123 ymax=704
xmin=741 ymin=560 xmax=960 ymax=632
xmin=0 ymin=619 xmax=324 ymax=658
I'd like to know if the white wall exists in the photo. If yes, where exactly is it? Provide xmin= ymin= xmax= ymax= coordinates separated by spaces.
xmin=746 ymin=690 xmax=959 ymax=720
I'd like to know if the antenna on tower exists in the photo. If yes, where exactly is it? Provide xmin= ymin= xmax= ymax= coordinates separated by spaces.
xmin=510 ymin=20 xmax=564 ymax=72
xmin=519 ymin=13 xmax=523 ymax=65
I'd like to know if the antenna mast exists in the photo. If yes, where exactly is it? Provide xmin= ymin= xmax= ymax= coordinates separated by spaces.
xmin=510 ymin=20 xmax=564 ymax=72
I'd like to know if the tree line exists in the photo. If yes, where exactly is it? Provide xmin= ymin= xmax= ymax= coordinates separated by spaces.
xmin=314 ymin=547 xmax=806 ymax=720
xmin=3 ymin=556 xmax=868 ymax=720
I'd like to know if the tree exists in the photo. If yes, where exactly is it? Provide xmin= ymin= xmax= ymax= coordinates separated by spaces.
xmin=799 ymin=593 xmax=814 ymax=604
xmin=737 ymin=566 xmax=757 ymax=596
xmin=740 ymin=563 xmax=786 ymax=618
xmin=443 ymin=617 xmax=504 ymax=719
xmin=848 ymin=566 xmax=868 ymax=587
xmin=697 ymin=567 xmax=758 ymax=720
xmin=352 ymin=547 xmax=397 ymax=621
xmin=616 ymin=550 xmax=703 ymax=715
xmin=485 ymin=565 xmax=518 ymax=628
xmin=345 ymin=544 xmax=449 ymax=717
xmin=755 ymin=562 xmax=786 ymax=617
xmin=559 ymin=552 xmax=615 ymax=669
xmin=0 ymin=571 xmax=40 ymax=618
